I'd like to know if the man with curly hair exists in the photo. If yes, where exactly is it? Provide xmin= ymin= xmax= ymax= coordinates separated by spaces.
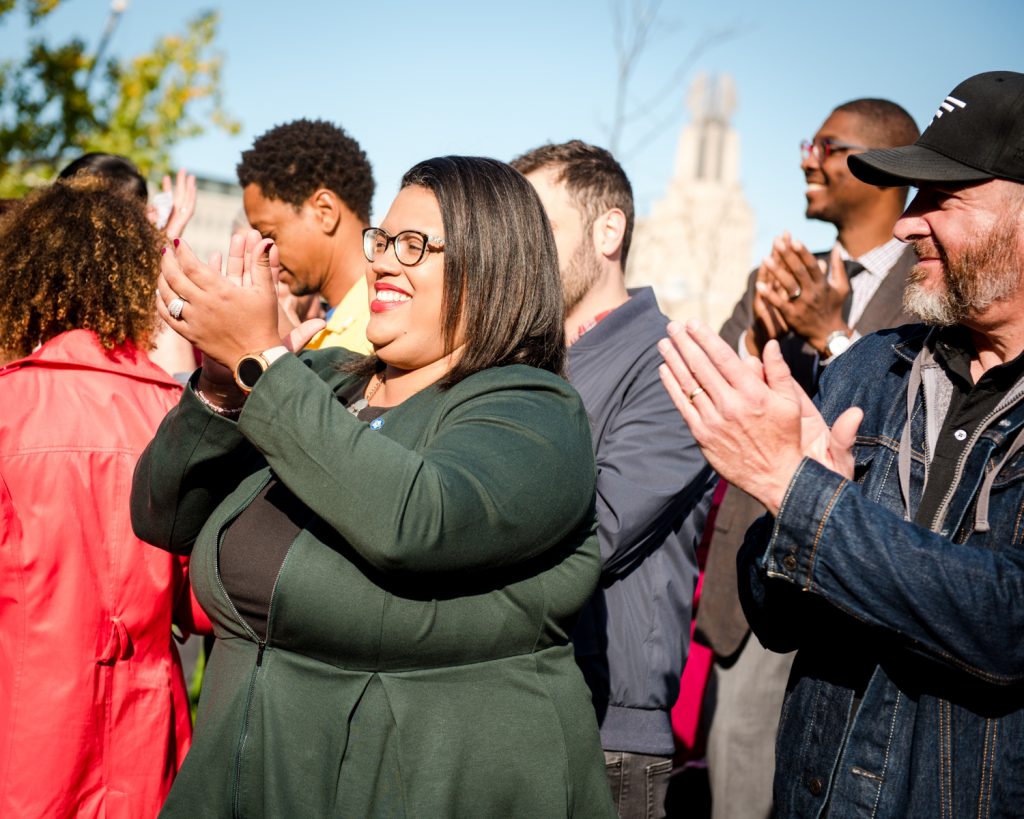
xmin=238 ymin=118 xmax=375 ymax=352
xmin=0 ymin=177 xmax=209 ymax=818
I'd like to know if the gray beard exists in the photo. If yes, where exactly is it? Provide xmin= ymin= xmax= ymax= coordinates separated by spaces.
xmin=904 ymin=265 xmax=1020 ymax=326
xmin=903 ymin=278 xmax=962 ymax=326
xmin=903 ymin=216 xmax=1023 ymax=325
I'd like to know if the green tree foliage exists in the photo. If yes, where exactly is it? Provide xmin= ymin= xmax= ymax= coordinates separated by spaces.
xmin=0 ymin=1 xmax=239 ymax=195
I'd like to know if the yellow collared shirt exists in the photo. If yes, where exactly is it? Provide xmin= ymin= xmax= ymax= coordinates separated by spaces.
xmin=304 ymin=278 xmax=372 ymax=354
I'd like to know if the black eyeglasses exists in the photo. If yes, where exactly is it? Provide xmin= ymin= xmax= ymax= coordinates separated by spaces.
xmin=362 ymin=227 xmax=445 ymax=266
xmin=800 ymin=137 xmax=869 ymax=163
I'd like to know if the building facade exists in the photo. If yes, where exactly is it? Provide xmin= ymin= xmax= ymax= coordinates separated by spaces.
xmin=627 ymin=73 xmax=755 ymax=331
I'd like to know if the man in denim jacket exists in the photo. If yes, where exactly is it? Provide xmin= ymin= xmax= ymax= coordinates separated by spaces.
xmin=658 ymin=71 xmax=1024 ymax=817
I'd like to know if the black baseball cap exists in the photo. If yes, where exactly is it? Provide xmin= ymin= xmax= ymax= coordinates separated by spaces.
xmin=849 ymin=71 xmax=1024 ymax=187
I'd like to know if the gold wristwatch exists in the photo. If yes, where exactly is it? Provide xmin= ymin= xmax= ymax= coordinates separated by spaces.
xmin=233 ymin=346 xmax=289 ymax=394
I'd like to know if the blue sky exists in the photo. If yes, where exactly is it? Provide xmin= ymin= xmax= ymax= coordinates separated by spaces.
xmin=3 ymin=0 xmax=1022 ymax=263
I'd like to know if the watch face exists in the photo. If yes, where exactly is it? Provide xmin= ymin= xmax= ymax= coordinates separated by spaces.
xmin=828 ymin=335 xmax=852 ymax=356
xmin=237 ymin=356 xmax=266 ymax=390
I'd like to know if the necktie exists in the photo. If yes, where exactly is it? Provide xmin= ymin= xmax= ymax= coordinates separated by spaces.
xmin=841 ymin=260 xmax=866 ymax=323
xmin=844 ymin=260 xmax=866 ymax=279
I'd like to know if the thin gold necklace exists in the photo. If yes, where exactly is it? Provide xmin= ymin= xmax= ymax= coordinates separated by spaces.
xmin=347 ymin=372 xmax=385 ymax=416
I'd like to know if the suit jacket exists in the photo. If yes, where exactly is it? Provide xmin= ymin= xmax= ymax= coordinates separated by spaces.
xmin=696 ymin=244 xmax=918 ymax=658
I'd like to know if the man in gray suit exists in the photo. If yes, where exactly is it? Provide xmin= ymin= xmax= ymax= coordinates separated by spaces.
xmin=699 ymin=98 xmax=920 ymax=819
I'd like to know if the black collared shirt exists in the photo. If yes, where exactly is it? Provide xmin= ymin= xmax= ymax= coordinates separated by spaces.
xmin=914 ymin=326 xmax=1024 ymax=529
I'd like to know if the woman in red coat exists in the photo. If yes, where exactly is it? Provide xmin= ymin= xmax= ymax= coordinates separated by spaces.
xmin=0 ymin=178 xmax=208 ymax=818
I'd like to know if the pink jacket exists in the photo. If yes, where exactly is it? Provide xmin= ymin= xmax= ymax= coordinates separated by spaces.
xmin=0 ymin=330 xmax=209 ymax=819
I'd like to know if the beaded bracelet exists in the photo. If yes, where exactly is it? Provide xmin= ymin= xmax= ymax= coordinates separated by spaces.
xmin=194 ymin=386 xmax=244 ymax=418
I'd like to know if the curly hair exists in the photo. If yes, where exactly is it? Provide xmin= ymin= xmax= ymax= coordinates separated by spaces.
xmin=0 ymin=177 xmax=164 ymax=358
xmin=236 ymin=118 xmax=375 ymax=222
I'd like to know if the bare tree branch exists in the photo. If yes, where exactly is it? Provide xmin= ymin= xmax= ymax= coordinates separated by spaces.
xmin=609 ymin=0 xmax=665 ymax=154
xmin=606 ymin=0 xmax=743 ymax=159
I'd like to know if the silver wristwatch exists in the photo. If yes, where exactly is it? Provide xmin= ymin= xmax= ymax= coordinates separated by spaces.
xmin=823 ymin=330 xmax=852 ymax=360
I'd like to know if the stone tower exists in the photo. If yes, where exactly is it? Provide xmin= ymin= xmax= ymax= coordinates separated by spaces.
xmin=627 ymin=73 xmax=755 ymax=330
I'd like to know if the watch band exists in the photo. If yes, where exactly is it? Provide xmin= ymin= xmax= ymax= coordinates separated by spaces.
xmin=262 ymin=345 xmax=289 ymax=366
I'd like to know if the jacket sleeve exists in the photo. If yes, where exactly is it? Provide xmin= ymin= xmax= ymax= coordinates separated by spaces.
xmin=130 ymin=384 xmax=262 ymax=554
xmin=593 ymin=346 xmax=715 ymax=579
xmin=233 ymin=355 xmax=596 ymax=575
xmin=719 ymin=267 xmax=757 ymax=349
xmin=740 ymin=456 xmax=1024 ymax=686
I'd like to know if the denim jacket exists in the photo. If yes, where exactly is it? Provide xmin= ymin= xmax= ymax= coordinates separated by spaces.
xmin=739 ymin=324 xmax=1024 ymax=819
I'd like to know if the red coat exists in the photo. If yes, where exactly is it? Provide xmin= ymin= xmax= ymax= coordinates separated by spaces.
xmin=0 ymin=330 xmax=209 ymax=819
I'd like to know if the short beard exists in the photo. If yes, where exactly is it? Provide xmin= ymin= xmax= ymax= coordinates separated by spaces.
xmin=562 ymin=239 xmax=603 ymax=315
xmin=903 ymin=211 xmax=1023 ymax=325
xmin=286 ymin=278 xmax=318 ymax=298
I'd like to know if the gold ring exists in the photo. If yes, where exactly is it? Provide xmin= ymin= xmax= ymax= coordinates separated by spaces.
xmin=788 ymin=286 xmax=802 ymax=301
xmin=688 ymin=386 xmax=706 ymax=401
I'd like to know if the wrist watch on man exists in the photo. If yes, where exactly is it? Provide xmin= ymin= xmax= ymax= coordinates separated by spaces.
xmin=822 ymin=330 xmax=852 ymax=361
xmin=233 ymin=346 xmax=289 ymax=393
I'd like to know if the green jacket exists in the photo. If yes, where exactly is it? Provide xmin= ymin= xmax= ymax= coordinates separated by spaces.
xmin=131 ymin=349 xmax=615 ymax=818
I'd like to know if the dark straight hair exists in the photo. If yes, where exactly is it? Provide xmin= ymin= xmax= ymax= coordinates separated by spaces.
xmin=354 ymin=156 xmax=565 ymax=388
xmin=58 ymin=152 xmax=149 ymax=203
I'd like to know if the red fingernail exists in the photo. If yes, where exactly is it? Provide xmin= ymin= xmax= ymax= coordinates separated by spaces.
xmin=161 ymin=247 xmax=167 ymax=255
xmin=173 ymin=238 xmax=180 ymax=247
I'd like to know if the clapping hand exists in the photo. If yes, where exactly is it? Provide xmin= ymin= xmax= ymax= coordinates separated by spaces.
xmin=160 ymin=169 xmax=197 ymax=241
xmin=658 ymin=320 xmax=862 ymax=515
xmin=757 ymin=235 xmax=851 ymax=354
xmin=745 ymin=259 xmax=790 ymax=356
xmin=157 ymin=231 xmax=326 ymax=400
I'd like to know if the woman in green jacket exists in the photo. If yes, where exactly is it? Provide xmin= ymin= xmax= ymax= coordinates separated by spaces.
xmin=131 ymin=156 xmax=615 ymax=817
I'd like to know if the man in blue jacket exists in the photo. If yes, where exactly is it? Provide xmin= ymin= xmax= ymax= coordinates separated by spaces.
xmin=658 ymin=71 xmax=1024 ymax=817
xmin=513 ymin=141 xmax=716 ymax=819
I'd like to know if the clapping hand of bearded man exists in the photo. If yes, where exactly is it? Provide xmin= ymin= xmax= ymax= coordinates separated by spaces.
xmin=658 ymin=320 xmax=864 ymax=515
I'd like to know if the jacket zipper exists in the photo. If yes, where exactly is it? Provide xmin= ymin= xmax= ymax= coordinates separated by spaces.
xmin=212 ymin=476 xmax=270 ymax=819
xmin=930 ymin=389 xmax=1024 ymax=532
xmin=216 ymin=474 xmax=303 ymax=818
xmin=227 ymin=547 xmax=294 ymax=819
xmin=231 ymin=651 xmax=263 ymax=819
